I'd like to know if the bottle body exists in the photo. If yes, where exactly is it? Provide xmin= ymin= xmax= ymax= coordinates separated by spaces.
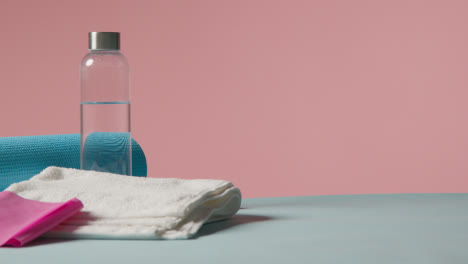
xmin=80 ymin=50 xmax=131 ymax=175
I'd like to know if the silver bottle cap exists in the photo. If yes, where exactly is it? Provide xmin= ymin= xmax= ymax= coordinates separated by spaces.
xmin=88 ymin=32 xmax=120 ymax=50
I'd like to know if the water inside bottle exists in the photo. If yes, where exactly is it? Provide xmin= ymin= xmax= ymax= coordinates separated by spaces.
xmin=80 ymin=101 xmax=131 ymax=175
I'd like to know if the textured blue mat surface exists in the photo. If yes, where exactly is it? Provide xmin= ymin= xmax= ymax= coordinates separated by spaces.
xmin=0 ymin=134 xmax=147 ymax=190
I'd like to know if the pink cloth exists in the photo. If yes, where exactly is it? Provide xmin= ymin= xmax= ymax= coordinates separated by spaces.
xmin=0 ymin=191 xmax=83 ymax=247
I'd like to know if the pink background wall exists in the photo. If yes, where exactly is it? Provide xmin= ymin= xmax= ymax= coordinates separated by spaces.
xmin=1 ymin=0 xmax=468 ymax=198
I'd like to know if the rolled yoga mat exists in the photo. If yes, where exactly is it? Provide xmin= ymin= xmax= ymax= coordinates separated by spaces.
xmin=0 ymin=134 xmax=147 ymax=191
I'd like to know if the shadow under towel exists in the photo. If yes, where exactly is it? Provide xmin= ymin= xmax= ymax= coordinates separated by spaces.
xmin=6 ymin=167 xmax=242 ymax=239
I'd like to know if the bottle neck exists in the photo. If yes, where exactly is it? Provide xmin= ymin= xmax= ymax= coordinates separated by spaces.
xmin=89 ymin=49 xmax=121 ymax=54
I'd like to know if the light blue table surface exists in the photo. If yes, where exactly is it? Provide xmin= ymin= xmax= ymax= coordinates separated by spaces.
xmin=1 ymin=194 xmax=468 ymax=264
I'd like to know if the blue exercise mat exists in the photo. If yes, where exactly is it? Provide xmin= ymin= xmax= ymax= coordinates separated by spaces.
xmin=0 ymin=134 xmax=147 ymax=190
xmin=82 ymin=132 xmax=133 ymax=176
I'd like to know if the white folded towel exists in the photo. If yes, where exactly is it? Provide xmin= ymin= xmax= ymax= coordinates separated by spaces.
xmin=6 ymin=167 xmax=241 ymax=239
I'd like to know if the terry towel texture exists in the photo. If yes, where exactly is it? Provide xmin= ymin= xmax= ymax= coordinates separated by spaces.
xmin=6 ymin=167 xmax=242 ymax=239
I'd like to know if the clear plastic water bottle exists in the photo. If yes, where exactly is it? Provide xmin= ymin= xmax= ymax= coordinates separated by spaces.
xmin=80 ymin=32 xmax=132 ymax=175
